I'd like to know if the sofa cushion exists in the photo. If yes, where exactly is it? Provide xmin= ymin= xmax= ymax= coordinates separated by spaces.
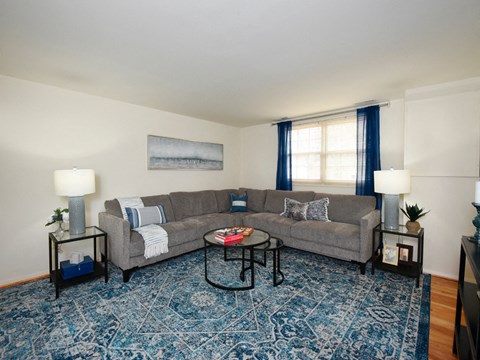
xmin=170 ymin=190 xmax=218 ymax=220
xmin=264 ymin=190 xmax=315 ymax=214
xmin=314 ymin=193 xmax=375 ymax=225
xmin=191 ymin=213 xmax=237 ymax=236
xmin=142 ymin=194 xmax=176 ymax=222
xmin=130 ymin=218 xmax=202 ymax=257
xmin=239 ymin=188 xmax=267 ymax=213
xmin=229 ymin=211 xmax=256 ymax=226
xmin=291 ymin=221 xmax=360 ymax=252
xmin=243 ymin=213 xmax=296 ymax=237
xmin=214 ymin=189 xmax=238 ymax=213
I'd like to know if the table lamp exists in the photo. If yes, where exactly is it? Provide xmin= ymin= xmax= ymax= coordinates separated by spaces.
xmin=54 ymin=168 xmax=95 ymax=235
xmin=374 ymin=169 xmax=411 ymax=230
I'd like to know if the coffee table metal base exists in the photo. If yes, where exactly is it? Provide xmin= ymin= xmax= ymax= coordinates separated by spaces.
xmin=204 ymin=244 xmax=256 ymax=291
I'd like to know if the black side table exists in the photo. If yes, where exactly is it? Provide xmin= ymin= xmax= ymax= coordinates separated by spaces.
xmin=49 ymin=226 xmax=108 ymax=298
xmin=371 ymin=223 xmax=424 ymax=288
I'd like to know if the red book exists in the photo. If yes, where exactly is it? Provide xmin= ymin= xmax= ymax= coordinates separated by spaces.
xmin=215 ymin=233 xmax=244 ymax=243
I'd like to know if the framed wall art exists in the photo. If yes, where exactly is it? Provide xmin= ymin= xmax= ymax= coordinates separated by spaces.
xmin=147 ymin=135 xmax=223 ymax=170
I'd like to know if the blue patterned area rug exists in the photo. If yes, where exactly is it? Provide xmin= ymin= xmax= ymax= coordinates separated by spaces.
xmin=0 ymin=247 xmax=430 ymax=359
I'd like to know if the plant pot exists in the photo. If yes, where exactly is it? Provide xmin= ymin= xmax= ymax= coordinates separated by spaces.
xmin=406 ymin=221 xmax=420 ymax=232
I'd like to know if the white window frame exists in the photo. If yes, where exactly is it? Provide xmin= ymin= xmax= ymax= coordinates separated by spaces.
xmin=292 ymin=114 xmax=357 ymax=185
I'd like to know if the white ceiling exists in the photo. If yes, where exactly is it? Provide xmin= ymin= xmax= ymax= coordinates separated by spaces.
xmin=0 ymin=1 xmax=479 ymax=127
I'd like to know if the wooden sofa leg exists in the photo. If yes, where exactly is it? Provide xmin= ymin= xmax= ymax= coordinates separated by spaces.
xmin=360 ymin=263 xmax=366 ymax=275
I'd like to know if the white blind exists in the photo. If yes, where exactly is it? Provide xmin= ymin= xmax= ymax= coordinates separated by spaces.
xmin=292 ymin=114 xmax=357 ymax=184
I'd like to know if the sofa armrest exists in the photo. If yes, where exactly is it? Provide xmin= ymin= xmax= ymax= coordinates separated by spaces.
xmin=359 ymin=209 xmax=381 ymax=263
xmin=99 ymin=212 xmax=131 ymax=271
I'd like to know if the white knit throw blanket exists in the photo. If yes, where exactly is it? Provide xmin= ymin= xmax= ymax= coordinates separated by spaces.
xmin=117 ymin=197 xmax=144 ymax=220
xmin=117 ymin=197 xmax=169 ymax=259
xmin=134 ymin=224 xmax=169 ymax=259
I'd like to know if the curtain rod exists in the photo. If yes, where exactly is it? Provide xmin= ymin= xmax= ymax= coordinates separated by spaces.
xmin=271 ymin=101 xmax=390 ymax=125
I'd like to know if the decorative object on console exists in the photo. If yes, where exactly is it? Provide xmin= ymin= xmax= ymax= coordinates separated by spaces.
xmin=54 ymin=168 xmax=95 ymax=235
xmin=147 ymin=135 xmax=223 ymax=170
xmin=401 ymin=202 xmax=429 ymax=232
xmin=230 ymin=192 xmax=248 ymax=212
xmin=374 ymin=168 xmax=410 ymax=230
xmin=471 ymin=203 xmax=480 ymax=242
xmin=469 ymin=180 xmax=480 ymax=242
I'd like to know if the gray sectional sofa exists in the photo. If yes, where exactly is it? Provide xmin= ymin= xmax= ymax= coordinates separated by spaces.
xmin=99 ymin=189 xmax=380 ymax=282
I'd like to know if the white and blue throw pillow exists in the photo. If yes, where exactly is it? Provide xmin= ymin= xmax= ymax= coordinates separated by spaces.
xmin=230 ymin=192 xmax=248 ymax=212
xmin=125 ymin=205 xmax=167 ymax=229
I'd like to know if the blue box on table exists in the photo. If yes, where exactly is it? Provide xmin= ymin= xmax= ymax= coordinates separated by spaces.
xmin=60 ymin=256 xmax=94 ymax=280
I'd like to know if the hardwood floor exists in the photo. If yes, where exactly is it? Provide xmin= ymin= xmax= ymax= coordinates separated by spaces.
xmin=429 ymin=275 xmax=458 ymax=360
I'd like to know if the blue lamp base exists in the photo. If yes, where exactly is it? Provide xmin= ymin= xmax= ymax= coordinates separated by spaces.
xmin=68 ymin=196 xmax=86 ymax=235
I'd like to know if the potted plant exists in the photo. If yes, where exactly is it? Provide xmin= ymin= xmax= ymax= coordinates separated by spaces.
xmin=401 ymin=202 xmax=429 ymax=232
xmin=46 ymin=208 xmax=69 ymax=237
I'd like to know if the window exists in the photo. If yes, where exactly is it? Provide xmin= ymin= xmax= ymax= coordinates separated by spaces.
xmin=291 ymin=114 xmax=357 ymax=184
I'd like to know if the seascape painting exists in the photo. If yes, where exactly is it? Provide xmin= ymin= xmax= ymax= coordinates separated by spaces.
xmin=148 ymin=135 xmax=223 ymax=170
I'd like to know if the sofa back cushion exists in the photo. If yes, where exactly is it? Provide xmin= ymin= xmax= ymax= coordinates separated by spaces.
xmin=170 ymin=190 xmax=218 ymax=220
xmin=264 ymin=190 xmax=315 ymax=214
xmin=238 ymin=188 xmax=267 ymax=213
xmin=214 ymin=189 xmax=238 ymax=213
xmin=142 ymin=194 xmax=176 ymax=222
xmin=314 ymin=193 xmax=375 ymax=225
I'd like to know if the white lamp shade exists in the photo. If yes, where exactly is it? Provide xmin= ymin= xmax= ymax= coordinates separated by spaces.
xmin=374 ymin=169 xmax=410 ymax=194
xmin=54 ymin=169 xmax=95 ymax=196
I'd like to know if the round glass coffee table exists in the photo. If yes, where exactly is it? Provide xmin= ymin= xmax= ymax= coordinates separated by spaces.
xmin=203 ymin=228 xmax=270 ymax=291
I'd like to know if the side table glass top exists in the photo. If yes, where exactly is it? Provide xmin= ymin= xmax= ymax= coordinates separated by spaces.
xmin=376 ymin=223 xmax=424 ymax=236
xmin=204 ymin=228 xmax=270 ymax=247
xmin=50 ymin=226 xmax=106 ymax=243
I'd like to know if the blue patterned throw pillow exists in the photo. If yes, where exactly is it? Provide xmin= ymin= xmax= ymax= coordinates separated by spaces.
xmin=230 ymin=192 xmax=248 ymax=212
xmin=125 ymin=205 xmax=167 ymax=229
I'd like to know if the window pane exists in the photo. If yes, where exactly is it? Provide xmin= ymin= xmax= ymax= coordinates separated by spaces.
xmin=325 ymin=153 xmax=356 ymax=181
xmin=292 ymin=154 xmax=320 ymax=180
xmin=292 ymin=127 xmax=321 ymax=153
xmin=292 ymin=117 xmax=356 ymax=184
xmin=326 ymin=121 xmax=356 ymax=152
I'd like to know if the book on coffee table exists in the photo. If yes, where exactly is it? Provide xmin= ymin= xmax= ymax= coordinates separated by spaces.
xmin=214 ymin=233 xmax=244 ymax=244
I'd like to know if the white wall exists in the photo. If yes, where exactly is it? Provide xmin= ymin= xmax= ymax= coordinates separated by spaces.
xmin=240 ymin=99 xmax=406 ymax=193
xmin=404 ymin=78 xmax=480 ymax=279
xmin=0 ymin=75 xmax=242 ymax=285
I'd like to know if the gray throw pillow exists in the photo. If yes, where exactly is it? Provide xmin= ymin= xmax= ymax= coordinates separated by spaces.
xmin=281 ymin=198 xmax=308 ymax=221
xmin=306 ymin=197 xmax=330 ymax=222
